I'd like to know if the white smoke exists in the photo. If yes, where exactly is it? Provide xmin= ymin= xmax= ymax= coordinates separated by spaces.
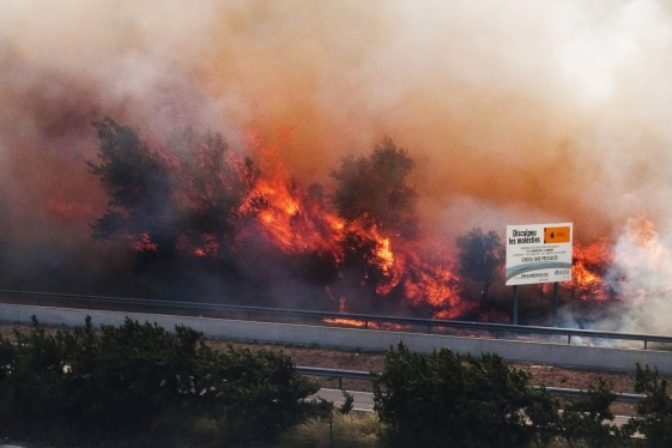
xmin=2 ymin=0 xmax=672 ymax=330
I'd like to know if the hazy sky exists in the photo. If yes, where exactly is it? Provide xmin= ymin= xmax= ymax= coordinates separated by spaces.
xmin=3 ymin=1 xmax=672 ymax=332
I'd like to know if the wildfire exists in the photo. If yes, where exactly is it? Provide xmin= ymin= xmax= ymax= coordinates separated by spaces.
xmin=322 ymin=317 xmax=373 ymax=328
xmin=564 ymin=215 xmax=672 ymax=305
xmin=614 ymin=215 xmax=672 ymax=301
xmin=234 ymin=142 xmax=472 ymax=319
xmin=402 ymin=261 xmax=469 ymax=318
xmin=239 ymin=151 xmax=346 ymax=261
xmin=568 ymin=238 xmax=613 ymax=301
xmin=193 ymin=234 xmax=220 ymax=257
xmin=130 ymin=233 xmax=158 ymax=252
xmin=100 ymin=121 xmax=672 ymax=329
xmin=623 ymin=215 xmax=672 ymax=271
xmin=48 ymin=197 xmax=95 ymax=219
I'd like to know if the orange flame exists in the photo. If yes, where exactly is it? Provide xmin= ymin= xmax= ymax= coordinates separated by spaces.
xmin=615 ymin=215 xmax=672 ymax=301
xmin=193 ymin=234 xmax=220 ymax=257
xmin=130 ymin=233 xmax=158 ymax=252
xmin=567 ymin=238 xmax=613 ymax=301
xmin=239 ymin=147 xmax=346 ymax=261
xmin=238 ymin=139 xmax=468 ymax=318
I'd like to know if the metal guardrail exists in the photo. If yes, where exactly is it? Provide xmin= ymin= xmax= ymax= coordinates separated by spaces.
xmin=297 ymin=365 xmax=644 ymax=403
xmin=1 ymin=289 xmax=672 ymax=350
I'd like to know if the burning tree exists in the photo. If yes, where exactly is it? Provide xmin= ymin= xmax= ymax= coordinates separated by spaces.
xmin=86 ymin=119 xmax=472 ymax=319
xmin=455 ymin=228 xmax=504 ymax=306
xmin=89 ymin=119 xmax=257 ymax=260
xmin=167 ymin=128 xmax=257 ymax=260
xmin=88 ymin=118 xmax=177 ymax=253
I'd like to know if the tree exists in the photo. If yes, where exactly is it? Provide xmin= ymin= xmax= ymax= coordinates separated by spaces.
xmin=194 ymin=344 xmax=320 ymax=447
xmin=558 ymin=378 xmax=623 ymax=447
xmin=455 ymin=228 xmax=505 ymax=305
xmin=0 ymin=317 xmax=322 ymax=447
xmin=331 ymin=137 xmax=418 ymax=239
xmin=167 ymin=128 xmax=256 ymax=259
xmin=373 ymin=343 xmax=556 ymax=448
xmin=623 ymin=364 xmax=672 ymax=446
xmin=88 ymin=117 xmax=177 ymax=252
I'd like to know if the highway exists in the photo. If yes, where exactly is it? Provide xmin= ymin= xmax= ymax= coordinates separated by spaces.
xmin=312 ymin=388 xmax=633 ymax=428
xmin=312 ymin=388 xmax=375 ymax=412
xmin=2 ymin=292 xmax=672 ymax=374
xmin=2 ymin=289 xmax=671 ymax=350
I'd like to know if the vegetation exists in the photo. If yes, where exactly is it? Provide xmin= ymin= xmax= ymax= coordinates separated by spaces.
xmin=0 ymin=317 xmax=321 ymax=447
xmin=373 ymin=343 xmax=672 ymax=448
xmin=455 ymin=227 xmax=505 ymax=305
xmin=278 ymin=412 xmax=379 ymax=448
xmin=556 ymin=378 xmax=621 ymax=448
xmin=88 ymin=118 xmax=177 ymax=249
xmin=4 ymin=320 xmax=672 ymax=447
xmin=331 ymin=137 xmax=418 ymax=239
xmin=373 ymin=343 xmax=557 ymax=447
xmin=89 ymin=118 xmax=256 ymax=259
xmin=623 ymin=364 xmax=672 ymax=446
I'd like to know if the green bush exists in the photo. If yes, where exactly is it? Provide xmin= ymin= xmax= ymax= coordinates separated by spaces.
xmin=278 ymin=413 xmax=379 ymax=448
xmin=557 ymin=378 xmax=622 ymax=448
xmin=373 ymin=343 xmax=560 ymax=448
xmin=623 ymin=364 xmax=672 ymax=447
xmin=0 ymin=317 xmax=320 ymax=447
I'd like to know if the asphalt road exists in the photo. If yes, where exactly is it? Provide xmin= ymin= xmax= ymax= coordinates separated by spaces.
xmin=312 ymin=388 xmax=375 ymax=412
xmin=313 ymin=388 xmax=634 ymax=429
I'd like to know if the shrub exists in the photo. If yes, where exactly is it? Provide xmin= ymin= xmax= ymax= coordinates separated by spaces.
xmin=373 ymin=343 xmax=557 ymax=448
xmin=0 ymin=317 xmax=320 ymax=447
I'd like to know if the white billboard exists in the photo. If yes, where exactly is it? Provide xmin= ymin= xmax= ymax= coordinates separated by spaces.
xmin=505 ymin=222 xmax=573 ymax=286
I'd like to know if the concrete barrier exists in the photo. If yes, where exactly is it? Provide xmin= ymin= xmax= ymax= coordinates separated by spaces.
xmin=1 ymin=303 xmax=670 ymax=374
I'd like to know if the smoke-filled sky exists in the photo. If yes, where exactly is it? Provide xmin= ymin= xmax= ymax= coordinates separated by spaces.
xmin=3 ymin=0 xmax=672 ymax=238
xmin=2 ymin=1 xmax=672 ymax=330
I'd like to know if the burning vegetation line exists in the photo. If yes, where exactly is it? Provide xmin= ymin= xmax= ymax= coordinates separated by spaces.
xmin=18 ymin=116 xmax=670 ymax=332
xmin=87 ymin=119 xmax=470 ymax=321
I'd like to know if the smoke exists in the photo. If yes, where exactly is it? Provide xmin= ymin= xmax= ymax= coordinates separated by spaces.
xmin=2 ymin=1 xmax=672 ymax=329
xmin=604 ymin=217 xmax=672 ymax=334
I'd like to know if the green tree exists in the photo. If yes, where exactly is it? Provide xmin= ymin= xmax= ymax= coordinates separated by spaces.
xmin=623 ymin=364 xmax=672 ymax=446
xmin=331 ymin=137 xmax=418 ymax=239
xmin=194 ymin=345 xmax=319 ymax=447
xmin=558 ymin=378 xmax=623 ymax=447
xmin=455 ymin=227 xmax=505 ymax=305
xmin=373 ymin=343 xmax=556 ymax=448
xmin=0 ymin=317 xmax=322 ymax=447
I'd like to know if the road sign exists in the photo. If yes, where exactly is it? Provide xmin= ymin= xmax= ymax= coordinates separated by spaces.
xmin=505 ymin=222 xmax=573 ymax=286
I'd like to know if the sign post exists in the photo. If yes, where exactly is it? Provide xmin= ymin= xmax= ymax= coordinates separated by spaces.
xmin=512 ymin=285 xmax=518 ymax=325
xmin=505 ymin=222 xmax=573 ymax=325
xmin=552 ymin=282 xmax=559 ymax=326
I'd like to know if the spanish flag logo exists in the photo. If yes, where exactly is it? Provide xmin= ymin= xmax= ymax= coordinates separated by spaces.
xmin=544 ymin=226 xmax=571 ymax=244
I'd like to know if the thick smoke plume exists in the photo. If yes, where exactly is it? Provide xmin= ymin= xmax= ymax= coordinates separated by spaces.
xmin=2 ymin=1 xmax=672 ymax=332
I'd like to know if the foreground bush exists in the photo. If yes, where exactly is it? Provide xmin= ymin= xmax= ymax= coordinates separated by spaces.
xmin=373 ymin=343 xmax=558 ymax=448
xmin=278 ymin=412 xmax=379 ymax=448
xmin=0 ymin=317 xmax=320 ymax=447
xmin=622 ymin=364 xmax=672 ymax=447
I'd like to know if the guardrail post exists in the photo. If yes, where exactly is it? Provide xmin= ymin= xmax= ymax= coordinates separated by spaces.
xmin=567 ymin=334 xmax=571 ymax=345
xmin=338 ymin=377 xmax=342 ymax=389
xmin=644 ymin=338 xmax=648 ymax=350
